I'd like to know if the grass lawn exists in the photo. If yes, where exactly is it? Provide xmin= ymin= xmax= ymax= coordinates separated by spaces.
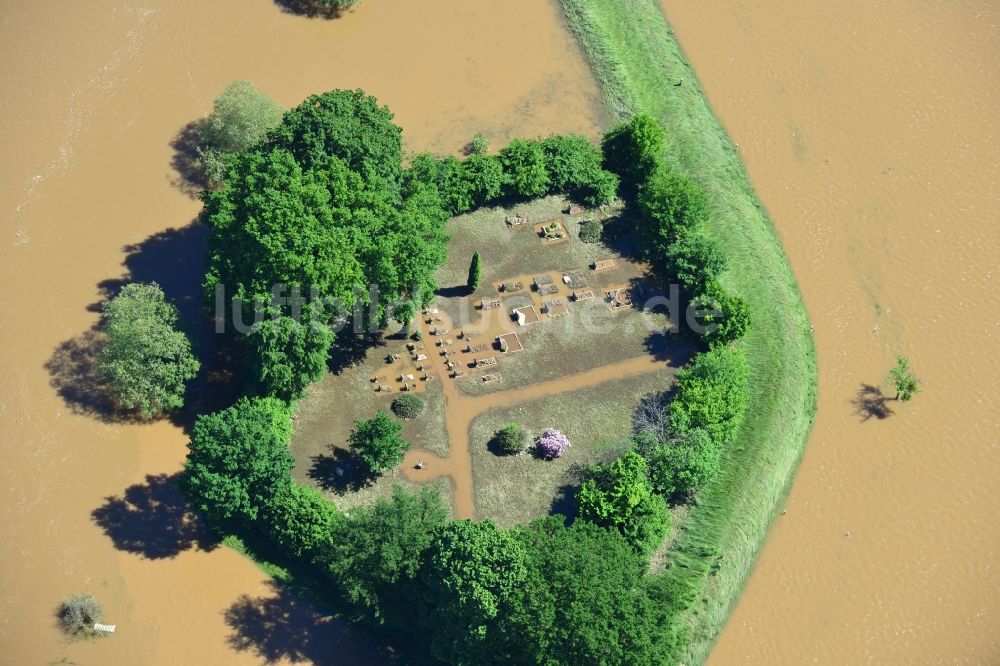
xmin=558 ymin=0 xmax=818 ymax=663
xmin=469 ymin=369 xmax=677 ymax=527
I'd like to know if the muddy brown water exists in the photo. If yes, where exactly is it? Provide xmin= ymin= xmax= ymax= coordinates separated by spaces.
xmin=0 ymin=1 xmax=602 ymax=663
xmin=662 ymin=0 xmax=1000 ymax=662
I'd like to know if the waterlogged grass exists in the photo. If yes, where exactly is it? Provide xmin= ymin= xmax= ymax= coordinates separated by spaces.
xmin=558 ymin=0 xmax=818 ymax=663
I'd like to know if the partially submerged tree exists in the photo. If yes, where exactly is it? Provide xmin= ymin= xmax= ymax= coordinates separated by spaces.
xmin=888 ymin=355 xmax=921 ymax=401
xmin=199 ymin=80 xmax=283 ymax=155
xmin=98 ymin=282 xmax=200 ymax=418
xmin=59 ymin=593 xmax=103 ymax=636
xmin=468 ymin=251 xmax=483 ymax=293
xmin=349 ymin=410 xmax=409 ymax=474
xmin=198 ymin=80 xmax=283 ymax=186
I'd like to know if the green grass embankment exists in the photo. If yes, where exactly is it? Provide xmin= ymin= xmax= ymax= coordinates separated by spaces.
xmin=558 ymin=0 xmax=818 ymax=662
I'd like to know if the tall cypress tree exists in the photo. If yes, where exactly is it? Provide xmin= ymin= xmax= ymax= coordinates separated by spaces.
xmin=468 ymin=251 xmax=483 ymax=293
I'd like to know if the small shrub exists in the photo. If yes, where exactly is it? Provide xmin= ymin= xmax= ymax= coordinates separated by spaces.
xmin=412 ymin=329 xmax=423 ymax=341
xmin=492 ymin=423 xmax=528 ymax=455
xmin=578 ymin=219 xmax=601 ymax=243
xmin=536 ymin=428 xmax=571 ymax=459
xmin=468 ymin=132 xmax=489 ymax=154
xmin=60 ymin=593 xmax=103 ymax=636
xmin=392 ymin=394 xmax=425 ymax=420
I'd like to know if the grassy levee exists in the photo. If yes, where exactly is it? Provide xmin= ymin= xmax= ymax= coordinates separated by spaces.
xmin=558 ymin=0 xmax=818 ymax=663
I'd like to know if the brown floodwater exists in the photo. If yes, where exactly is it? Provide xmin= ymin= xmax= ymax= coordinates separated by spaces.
xmin=0 ymin=0 xmax=601 ymax=663
xmin=661 ymin=0 xmax=1000 ymax=662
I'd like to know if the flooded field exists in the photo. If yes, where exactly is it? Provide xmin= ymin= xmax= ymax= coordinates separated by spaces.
xmin=661 ymin=0 xmax=1000 ymax=662
xmin=0 ymin=0 xmax=601 ymax=663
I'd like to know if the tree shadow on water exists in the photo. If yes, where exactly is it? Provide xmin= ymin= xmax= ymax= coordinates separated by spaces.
xmin=44 ymin=327 xmax=143 ymax=424
xmin=224 ymin=580 xmax=395 ymax=665
xmin=851 ymin=383 xmax=894 ymax=422
xmin=91 ymin=473 xmax=217 ymax=559
xmin=169 ymin=119 xmax=208 ymax=199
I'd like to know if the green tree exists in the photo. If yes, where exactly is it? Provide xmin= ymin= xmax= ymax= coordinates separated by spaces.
xmin=601 ymin=114 xmax=665 ymax=195
xmin=199 ymin=80 xmax=283 ymax=155
xmin=97 ymin=282 xmax=200 ymax=418
xmin=670 ymin=345 xmax=751 ymax=446
xmin=260 ymin=482 xmax=338 ymax=560
xmin=267 ymin=89 xmax=402 ymax=184
xmin=244 ymin=308 xmax=333 ymax=401
xmin=499 ymin=139 xmax=550 ymax=198
xmin=184 ymin=397 xmax=293 ymax=523
xmin=318 ymin=486 xmax=447 ymax=619
xmin=888 ymin=355 xmax=921 ymax=401
xmin=463 ymin=152 xmax=505 ymax=206
xmin=491 ymin=422 xmax=528 ymax=455
xmin=664 ymin=229 xmax=726 ymax=295
xmin=692 ymin=281 xmax=752 ymax=346
xmin=425 ymin=519 xmax=528 ymax=663
xmin=576 ymin=451 xmax=671 ymax=554
xmin=349 ymin=410 xmax=409 ymax=474
xmin=539 ymin=133 xmax=619 ymax=206
xmin=635 ymin=428 xmax=720 ymax=499
xmin=636 ymin=165 xmax=708 ymax=256
xmin=504 ymin=517 xmax=681 ymax=665
xmin=468 ymin=251 xmax=483 ymax=292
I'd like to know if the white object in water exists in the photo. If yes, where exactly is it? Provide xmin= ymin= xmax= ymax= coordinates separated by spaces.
xmin=94 ymin=623 xmax=116 ymax=633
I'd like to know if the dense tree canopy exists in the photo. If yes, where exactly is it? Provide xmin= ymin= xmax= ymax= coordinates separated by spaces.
xmin=637 ymin=165 xmax=708 ymax=256
xmin=635 ymin=427 xmax=721 ymax=500
xmin=260 ymin=481 xmax=338 ymax=559
xmin=244 ymin=306 xmax=335 ymax=401
xmin=498 ymin=138 xmax=550 ymax=199
xmin=425 ymin=519 xmax=529 ymax=663
xmin=670 ymin=345 xmax=751 ymax=446
xmin=601 ymin=114 xmax=665 ymax=196
xmin=203 ymin=90 xmax=450 ymax=401
xmin=319 ymin=486 xmax=447 ymax=620
xmin=98 ymin=282 xmax=200 ymax=418
xmin=692 ymin=281 xmax=752 ymax=347
xmin=576 ymin=451 xmax=671 ymax=554
xmin=267 ymin=89 xmax=402 ymax=184
xmin=664 ymin=230 xmax=726 ymax=296
xmin=504 ymin=517 xmax=681 ymax=665
xmin=184 ymin=397 xmax=293 ymax=523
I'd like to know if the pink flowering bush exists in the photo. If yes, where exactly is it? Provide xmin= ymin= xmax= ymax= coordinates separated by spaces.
xmin=536 ymin=428 xmax=571 ymax=459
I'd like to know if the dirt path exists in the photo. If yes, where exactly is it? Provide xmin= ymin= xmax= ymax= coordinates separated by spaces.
xmin=402 ymin=342 xmax=670 ymax=518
